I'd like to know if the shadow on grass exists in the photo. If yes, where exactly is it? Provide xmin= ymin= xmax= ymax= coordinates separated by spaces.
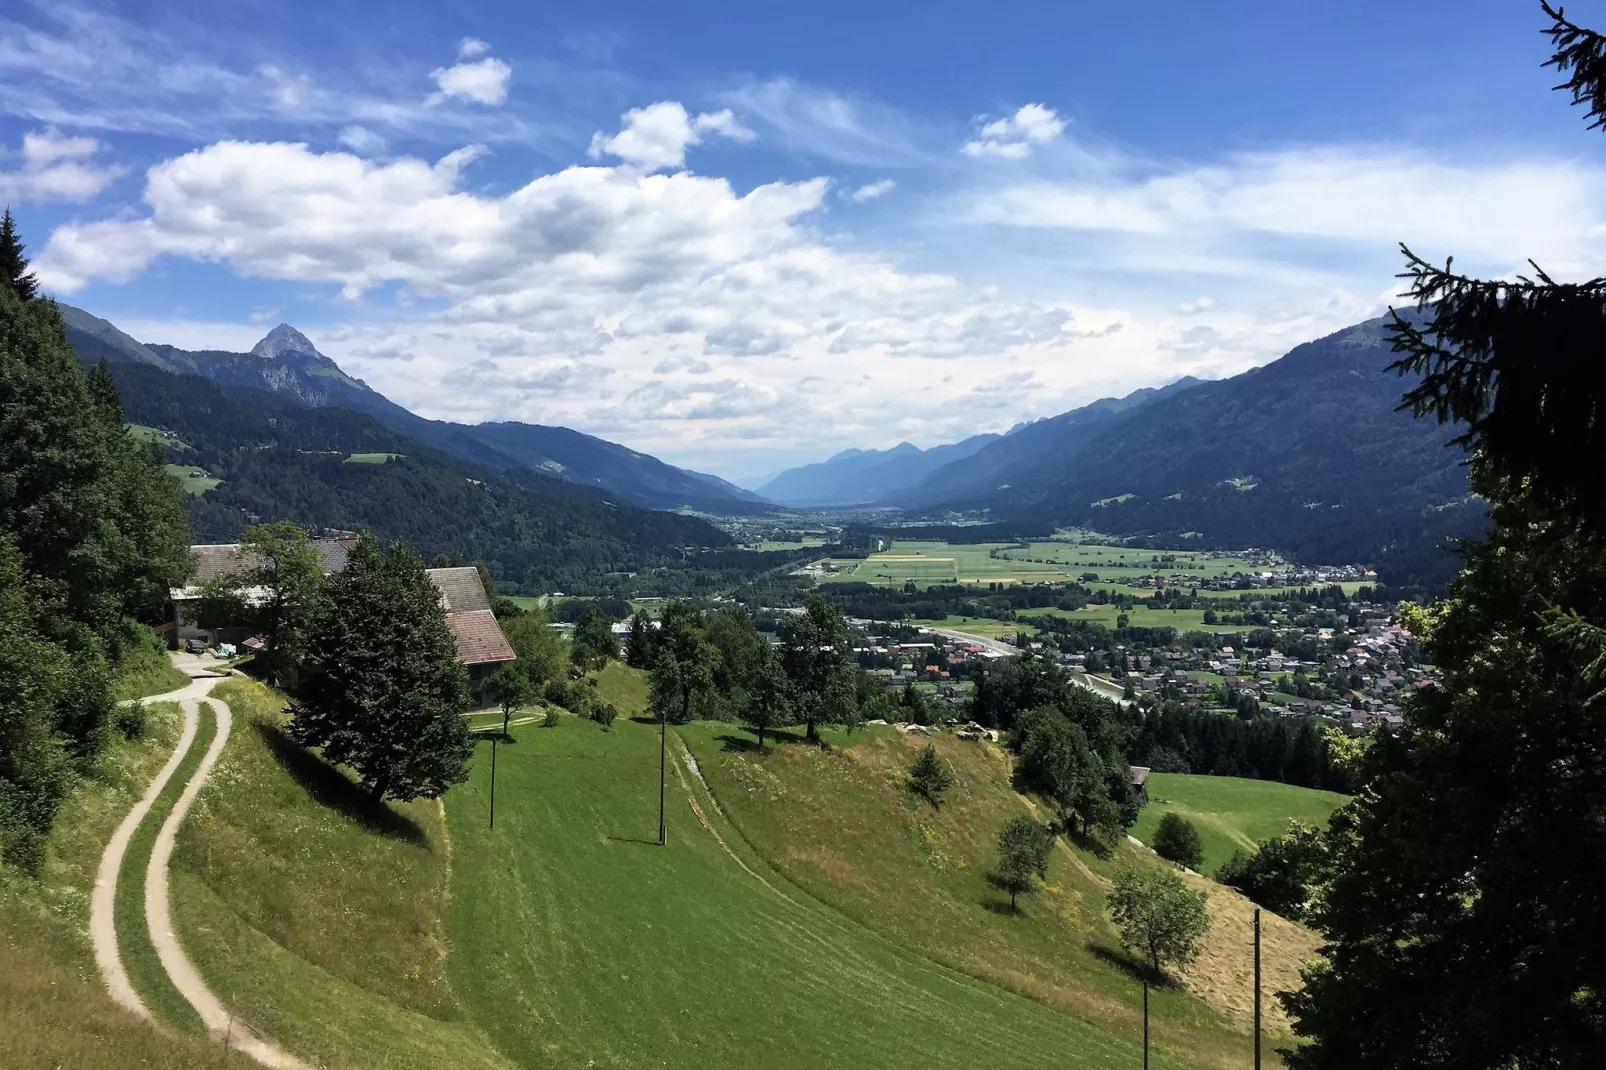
xmin=253 ymin=721 xmax=427 ymax=846
xmin=1086 ymin=941 xmax=1174 ymax=988
xmin=470 ymin=729 xmax=519 ymax=744
xmin=980 ymin=895 xmax=1022 ymax=916
xmin=606 ymin=835 xmax=661 ymax=847
xmin=715 ymin=727 xmax=826 ymax=753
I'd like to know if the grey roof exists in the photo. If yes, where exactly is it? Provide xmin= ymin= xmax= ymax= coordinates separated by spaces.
xmin=1129 ymin=766 xmax=1151 ymax=787
xmin=186 ymin=536 xmax=355 ymax=584
xmin=426 ymin=567 xmax=492 ymax=612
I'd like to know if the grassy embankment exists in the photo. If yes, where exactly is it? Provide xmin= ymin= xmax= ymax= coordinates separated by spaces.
xmin=444 ymin=708 xmax=1204 ymax=1069
xmin=108 ymin=625 xmax=189 ymax=701
xmin=1130 ymin=773 xmax=1349 ymax=875
xmin=162 ymin=463 xmax=221 ymax=495
xmin=0 ymin=700 xmax=255 ymax=1069
xmin=678 ymin=723 xmax=1321 ymax=1064
xmin=168 ymin=677 xmax=516 ymax=1070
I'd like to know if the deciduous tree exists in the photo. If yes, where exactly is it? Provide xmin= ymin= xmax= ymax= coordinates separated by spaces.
xmin=1108 ymin=866 xmax=1210 ymax=978
xmin=1151 ymin=812 xmax=1204 ymax=871
xmin=993 ymin=815 xmax=1053 ymax=911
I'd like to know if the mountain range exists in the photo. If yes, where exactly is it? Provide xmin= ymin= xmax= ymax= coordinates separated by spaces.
xmin=58 ymin=306 xmax=766 ymax=514
xmin=756 ymin=434 xmax=1001 ymax=505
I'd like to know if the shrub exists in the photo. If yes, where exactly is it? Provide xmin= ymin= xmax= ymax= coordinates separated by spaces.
xmin=1151 ymin=812 xmax=1204 ymax=870
xmin=112 ymin=702 xmax=146 ymax=740
xmin=542 ymin=707 xmax=561 ymax=728
xmin=591 ymin=703 xmax=618 ymax=730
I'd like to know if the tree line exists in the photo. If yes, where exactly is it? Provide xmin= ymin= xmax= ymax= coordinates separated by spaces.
xmin=1 ymin=220 xmax=190 ymax=872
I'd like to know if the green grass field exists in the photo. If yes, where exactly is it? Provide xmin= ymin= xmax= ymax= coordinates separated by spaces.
xmin=1018 ymin=604 xmax=1247 ymax=633
xmin=163 ymin=463 xmax=220 ymax=495
xmin=444 ymin=715 xmax=1208 ymax=1069
xmin=1130 ymin=773 xmax=1350 ymax=875
xmin=343 ymin=452 xmax=405 ymax=464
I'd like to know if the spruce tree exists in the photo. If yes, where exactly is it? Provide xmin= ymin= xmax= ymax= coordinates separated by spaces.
xmin=0 ymin=208 xmax=38 ymax=302
xmin=288 ymin=534 xmax=472 ymax=802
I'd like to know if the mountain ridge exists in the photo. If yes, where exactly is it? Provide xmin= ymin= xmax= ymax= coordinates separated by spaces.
xmin=56 ymin=303 xmax=770 ymax=514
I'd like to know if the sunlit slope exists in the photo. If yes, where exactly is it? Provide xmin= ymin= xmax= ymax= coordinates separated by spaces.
xmin=444 ymin=716 xmax=1200 ymax=1070
xmin=1131 ymin=772 xmax=1349 ymax=875
xmin=678 ymin=726 xmax=1316 ymax=1067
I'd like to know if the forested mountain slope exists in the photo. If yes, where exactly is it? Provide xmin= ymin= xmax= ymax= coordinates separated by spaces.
xmin=985 ymin=315 xmax=1480 ymax=586
xmin=887 ymin=378 xmax=1203 ymax=510
xmin=58 ymin=306 xmax=767 ymax=512
xmin=103 ymin=361 xmax=732 ymax=592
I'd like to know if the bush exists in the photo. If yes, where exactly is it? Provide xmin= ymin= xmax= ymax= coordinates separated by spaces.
xmin=542 ymin=707 xmax=561 ymax=728
xmin=112 ymin=702 xmax=146 ymax=740
xmin=1151 ymin=812 xmax=1204 ymax=870
xmin=591 ymin=703 xmax=618 ymax=730
xmin=1215 ymin=820 xmax=1324 ymax=919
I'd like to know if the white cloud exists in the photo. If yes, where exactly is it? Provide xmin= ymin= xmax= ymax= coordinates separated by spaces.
xmin=0 ymin=128 xmax=121 ymax=202
xmin=587 ymin=101 xmax=754 ymax=171
xmin=720 ymin=79 xmax=933 ymax=168
xmin=429 ymin=56 xmax=512 ymax=106
xmin=458 ymin=37 xmax=490 ymax=59
xmin=337 ymin=125 xmax=386 ymax=155
xmin=849 ymin=179 xmax=895 ymax=202
xmin=962 ymin=103 xmax=1065 ymax=159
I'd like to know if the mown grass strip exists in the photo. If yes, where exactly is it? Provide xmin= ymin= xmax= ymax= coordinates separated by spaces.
xmin=114 ymin=700 xmax=216 ymax=1037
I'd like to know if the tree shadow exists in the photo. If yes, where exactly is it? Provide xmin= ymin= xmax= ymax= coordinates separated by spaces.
xmin=1064 ymin=823 xmax=1115 ymax=859
xmin=980 ymin=895 xmax=1021 ymax=916
xmin=252 ymin=721 xmax=427 ymax=846
xmin=714 ymin=726 xmax=819 ymax=753
xmin=605 ymin=835 xmax=661 ymax=847
xmin=470 ymin=728 xmax=519 ymax=744
xmin=1086 ymin=941 xmax=1174 ymax=988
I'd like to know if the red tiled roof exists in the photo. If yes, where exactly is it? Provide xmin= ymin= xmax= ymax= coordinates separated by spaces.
xmin=446 ymin=609 xmax=516 ymax=666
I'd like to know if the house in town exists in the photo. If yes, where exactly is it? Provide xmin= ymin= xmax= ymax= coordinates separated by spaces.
xmin=425 ymin=567 xmax=517 ymax=688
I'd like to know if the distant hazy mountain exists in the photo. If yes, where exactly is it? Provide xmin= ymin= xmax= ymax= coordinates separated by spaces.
xmin=757 ymin=434 xmax=1002 ymax=506
xmin=886 ymin=378 xmax=1204 ymax=511
xmin=58 ymin=305 xmax=767 ymax=513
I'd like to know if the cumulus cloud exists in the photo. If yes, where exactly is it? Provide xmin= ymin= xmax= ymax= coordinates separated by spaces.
xmin=849 ymin=179 xmax=895 ymax=202
xmin=429 ymin=53 xmax=512 ymax=106
xmin=588 ymin=101 xmax=754 ymax=171
xmin=457 ymin=37 xmax=491 ymax=59
xmin=962 ymin=103 xmax=1065 ymax=159
xmin=0 ymin=129 xmax=122 ymax=202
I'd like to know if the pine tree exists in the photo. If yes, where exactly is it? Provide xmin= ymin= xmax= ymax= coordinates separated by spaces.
xmin=288 ymin=534 xmax=472 ymax=802
xmin=908 ymin=743 xmax=953 ymax=808
xmin=0 ymin=209 xmax=38 ymax=302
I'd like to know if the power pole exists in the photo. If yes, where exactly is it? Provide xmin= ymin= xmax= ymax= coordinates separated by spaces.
xmin=1254 ymin=907 xmax=1262 ymax=1070
xmin=1142 ymin=978 xmax=1149 ymax=1070
xmin=489 ymin=735 xmax=499 ymax=829
xmin=658 ymin=707 xmax=668 ymax=846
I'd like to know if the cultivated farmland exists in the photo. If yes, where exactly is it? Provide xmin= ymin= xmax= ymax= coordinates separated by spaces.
xmin=1130 ymin=773 xmax=1350 ymax=875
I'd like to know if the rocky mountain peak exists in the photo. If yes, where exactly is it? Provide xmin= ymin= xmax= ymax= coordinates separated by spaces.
xmin=250 ymin=323 xmax=321 ymax=360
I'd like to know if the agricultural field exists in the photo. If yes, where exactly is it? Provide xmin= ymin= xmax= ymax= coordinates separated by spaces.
xmin=343 ymin=452 xmax=405 ymax=464
xmin=162 ymin=463 xmax=220 ymax=495
xmin=810 ymin=537 xmax=1309 ymax=601
xmin=1130 ymin=773 xmax=1350 ymax=875
xmin=1018 ymin=604 xmax=1247 ymax=634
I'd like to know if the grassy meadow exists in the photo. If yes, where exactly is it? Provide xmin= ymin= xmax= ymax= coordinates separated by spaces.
xmin=1130 ymin=773 xmax=1350 ymax=875
xmin=343 ymin=452 xmax=405 ymax=464
xmin=163 ymin=463 xmax=221 ymax=495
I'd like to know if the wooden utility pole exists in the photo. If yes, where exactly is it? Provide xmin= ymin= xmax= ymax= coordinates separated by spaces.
xmin=1254 ymin=907 xmax=1262 ymax=1070
xmin=488 ymin=735 xmax=499 ymax=829
xmin=658 ymin=709 xmax=668 ymax=846
xmin=1142 ymin=977 xmax=1149 ymax=1070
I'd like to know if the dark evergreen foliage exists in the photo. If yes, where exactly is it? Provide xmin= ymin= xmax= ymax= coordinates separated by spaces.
xmin=779 ymin=595 xmax=854 ymax=742
xmin=0 ymin=208 xmax=38 ymax=302
xmin=1215 ymin=821 xmax=1324 ymax=921
xmin=287 ymin=534 xmax=472 ymax=802
xmin=907 ymin=743 xmax=953 ymax=807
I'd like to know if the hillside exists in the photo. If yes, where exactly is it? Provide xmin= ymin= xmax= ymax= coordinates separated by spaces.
xmin=1130 ymin=773 xmax=1349 ymax=875
xmin=758 ymin=434 xmax=1000 ymax=506
xmin=102 ymin=361 xmax=733 ymax=592
xmin=58 ymin=305 xmax=767 ymax=513
xmin=888 ymin=378 xmax=1203 ymax=511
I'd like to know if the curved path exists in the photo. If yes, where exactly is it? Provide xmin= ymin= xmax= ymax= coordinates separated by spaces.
xmin=92 ymin=667 xmax=310 ymax=1070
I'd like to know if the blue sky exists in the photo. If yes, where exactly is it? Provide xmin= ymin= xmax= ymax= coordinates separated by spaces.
xmin=3 ymin=0 xmax=1603 ymax=481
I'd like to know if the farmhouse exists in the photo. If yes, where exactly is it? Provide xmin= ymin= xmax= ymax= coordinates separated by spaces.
xmin=162 ymin=541 xmax=516 ymax=687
